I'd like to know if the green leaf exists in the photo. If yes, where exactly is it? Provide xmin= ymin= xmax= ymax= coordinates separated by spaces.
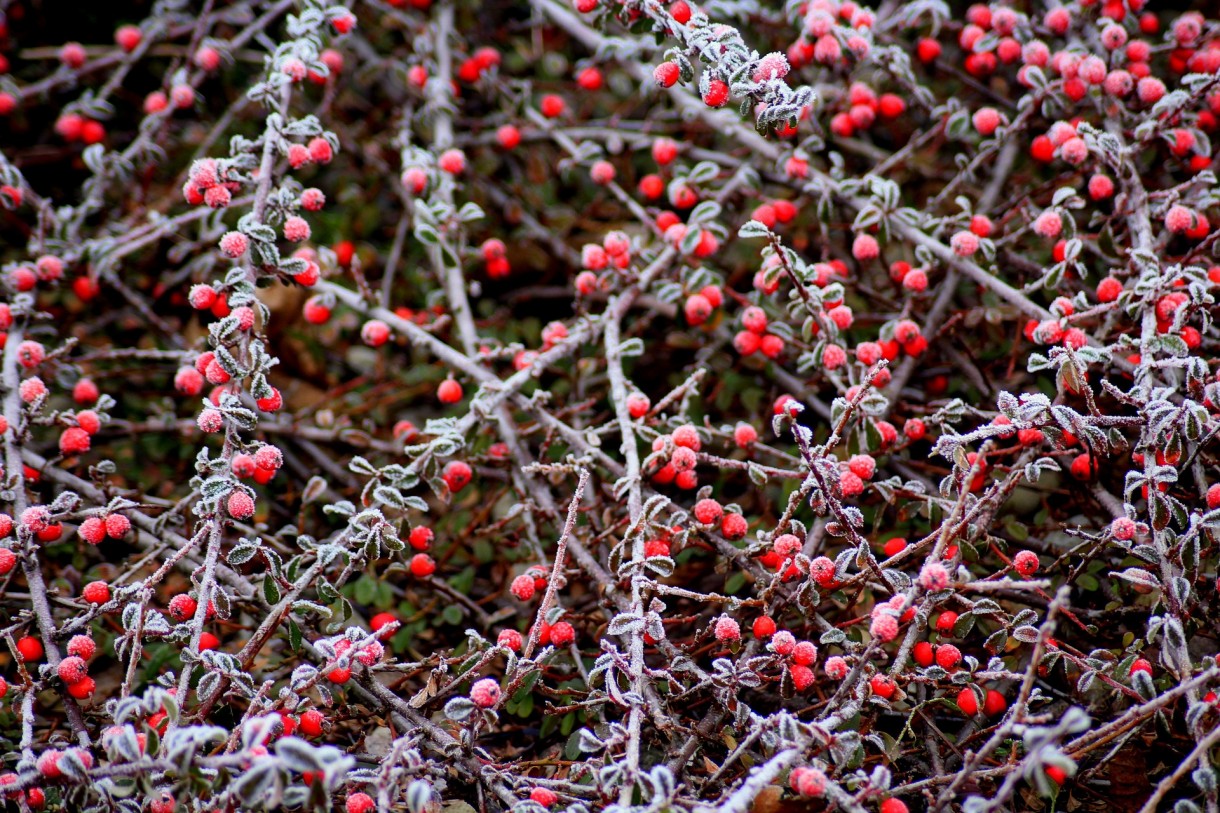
xmin=263 ymin=573 xmax=281 ymax=605
xmin=354 ymin=576 xmax=377 ymax=605
xmin=287 ymin=620 xmax=302 ymax=652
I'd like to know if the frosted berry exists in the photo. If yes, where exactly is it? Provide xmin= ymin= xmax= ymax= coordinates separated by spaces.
xmin=442 ymin=460 xmax=472 ymax=492
xmin=530 ymin=788 xmax=557 ymax=808
xmin=713 ymin=615 xmax=741 ymax=642
xmin=792 ymin=641 xmax=818 ymax=666
xmin=919 ymin=562 xmax=950 ymax=591
xmin=21 ymin=506 xmax=50 ymax=533
xmin=550 ymin=621 xmax=575 ymax=646
xmin=346 ymin=793 xmax=374 ymax=813
xmin=82 ymin=581 xmax=110 ymax=604
xmin=59 ymin=427 xmax=91 ymax=455
xmin=654 ymin=62 xmax=680 ymax=88
xmin=789 ymin=766 xmax=827 ymax=798
xmin=57 ymin=656 xmax=88 ymax=685
xmin=684 ymin=294 xmax=713 ymax=325
xmin=16 ymin=341 xmax=44 ymax=368
xmin=438 ymin=149 xmax=466 ymax=175
xmin=935 ymin=643 xmax=962 ymax=670
xmin=219 ymin=232 xmax=248 ymax=258
xmin=197 ymin=408 xmax=223 ymax=433
xmin=703 ymin=79 xmax=729 ymax=107
xmin=1013 ymin=550 xmax=1039 ymax=576
xmin=361 ymin=320 xmax=391 ymax=347
xmin=256 ymin=388 xmax=283 ymax=412
xmin=870 ymin=613 xmax=898 ymax=642
xmin=284 ymin=216 xmax=311 ymax=242
xmin=470 ymin=677 xmax=501 ymax=708
xmin=228 ymin=490 xmax=256 ymax=519
xmin=168 ymin=594 xmax=198 ymax=622
xmin=1033 ymin=211 xmax=1063 ymax=239
xmin=693 ymin=498 xmax=722 ymax=525
xmin=511 ymin=574 xmax=536 ymax=601
xmin=78 ymin=516 xmax=106 ymax=545
xmin=733 ymin=423 xmax=757 ymax=446
xmin=67 ymin=635 xmax=96 ymax=660
xmin=721 ymin=513 xmax=747 ymax=540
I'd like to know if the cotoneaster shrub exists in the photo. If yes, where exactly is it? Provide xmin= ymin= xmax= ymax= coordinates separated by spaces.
xmin=0 ymin=0 xmax=1219 ymax=811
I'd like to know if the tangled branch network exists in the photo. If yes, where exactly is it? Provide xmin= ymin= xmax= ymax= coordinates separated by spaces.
xmin=0 ymin=0 xmax=1220 ymax=810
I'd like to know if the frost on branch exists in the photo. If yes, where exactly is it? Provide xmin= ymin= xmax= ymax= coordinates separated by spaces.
xmin=4 ymin=0 xmax=1220 ymax=811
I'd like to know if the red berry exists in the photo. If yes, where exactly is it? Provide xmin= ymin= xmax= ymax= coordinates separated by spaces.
xmin=370 ymin=613 xmax=398 ymax=640
xmin=1013 ymin=550 xmax=1039 ymax=577
xmin=78 ymin=517 xmax=106 ymax=545
xmin=721 ymin=513 xmax=748 ymax=540
xmin=693 ymin=498 xmax=722 ymax=525
xmin=105 ymin=513 xmax=131 ymax=538
xmin=511 ymin=574 xmax=536 ymax=601
xmin=442 ymin=460 xmax=472 ymax=493
xmin=346 ymin=793 xmax=375 ymax=813
xmin=530 ymin=787 xmax=558 ymax=808
xmin=935 ymin=611 xmax=958 ymax=634
xmin=438 ymin=378 xmax=463 ymax=404
xmin=57 ymin=656 xmax=88 ymax=685
xmin=470 ymin=677 xmax=501 ymax=708
xmin=227 ymin=490 xmax=255 ymax=519
xmin=82 ymin=581 xmax=110 ymax=604
xmin=653 ymin=62 xmax=680 ymax=88
xmin=17 ymin=635 xmax=43 ymax=662
xmin=869 ymin=674 xmax=896 ymax=699
xmin=300 ymin=709 xmax=325 ymax=737
xmin=703 ymin=79 xmax=730 ymax=107
xmin=409 ymin=553 xmax=436 ymax=577
xmin=935 ymin=644 xmax=962 ymax=670
xmin=713 ymin=615 xmax=740 ymax=642
xmin=67 ymin=635 xmax=95 ymax=660
xmin=550 ymin=621 xmax=576 ymax=646
xmin=752 ymin=616 xmax=776 ymax=638
xmin=540 ymin=94 xmax=566 ymax=118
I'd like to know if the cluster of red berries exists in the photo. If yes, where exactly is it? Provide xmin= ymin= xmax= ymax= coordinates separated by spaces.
xmin=828 ymin=82 xmax=906 ymax=139
xmin=510 ymin=565 xmax=550 ymax=602
xmin=573 ymin=230 xmax=633 ymax=295
xmin=58 ymin=405 xmax=104 ymax=457
xmin=325 ymin=635 xmax=385 ymax=684
xmin=77 ymin=512 xmax=131 ymax=545
xmin=647 ymin=423 xmax=704 ymax=490
xmin=8 ymin=254 xmax=67 ymax=292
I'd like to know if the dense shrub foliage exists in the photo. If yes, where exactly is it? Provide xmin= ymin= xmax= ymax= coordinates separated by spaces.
xmin=2 ymin=0 xmax=1220 ymax=810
